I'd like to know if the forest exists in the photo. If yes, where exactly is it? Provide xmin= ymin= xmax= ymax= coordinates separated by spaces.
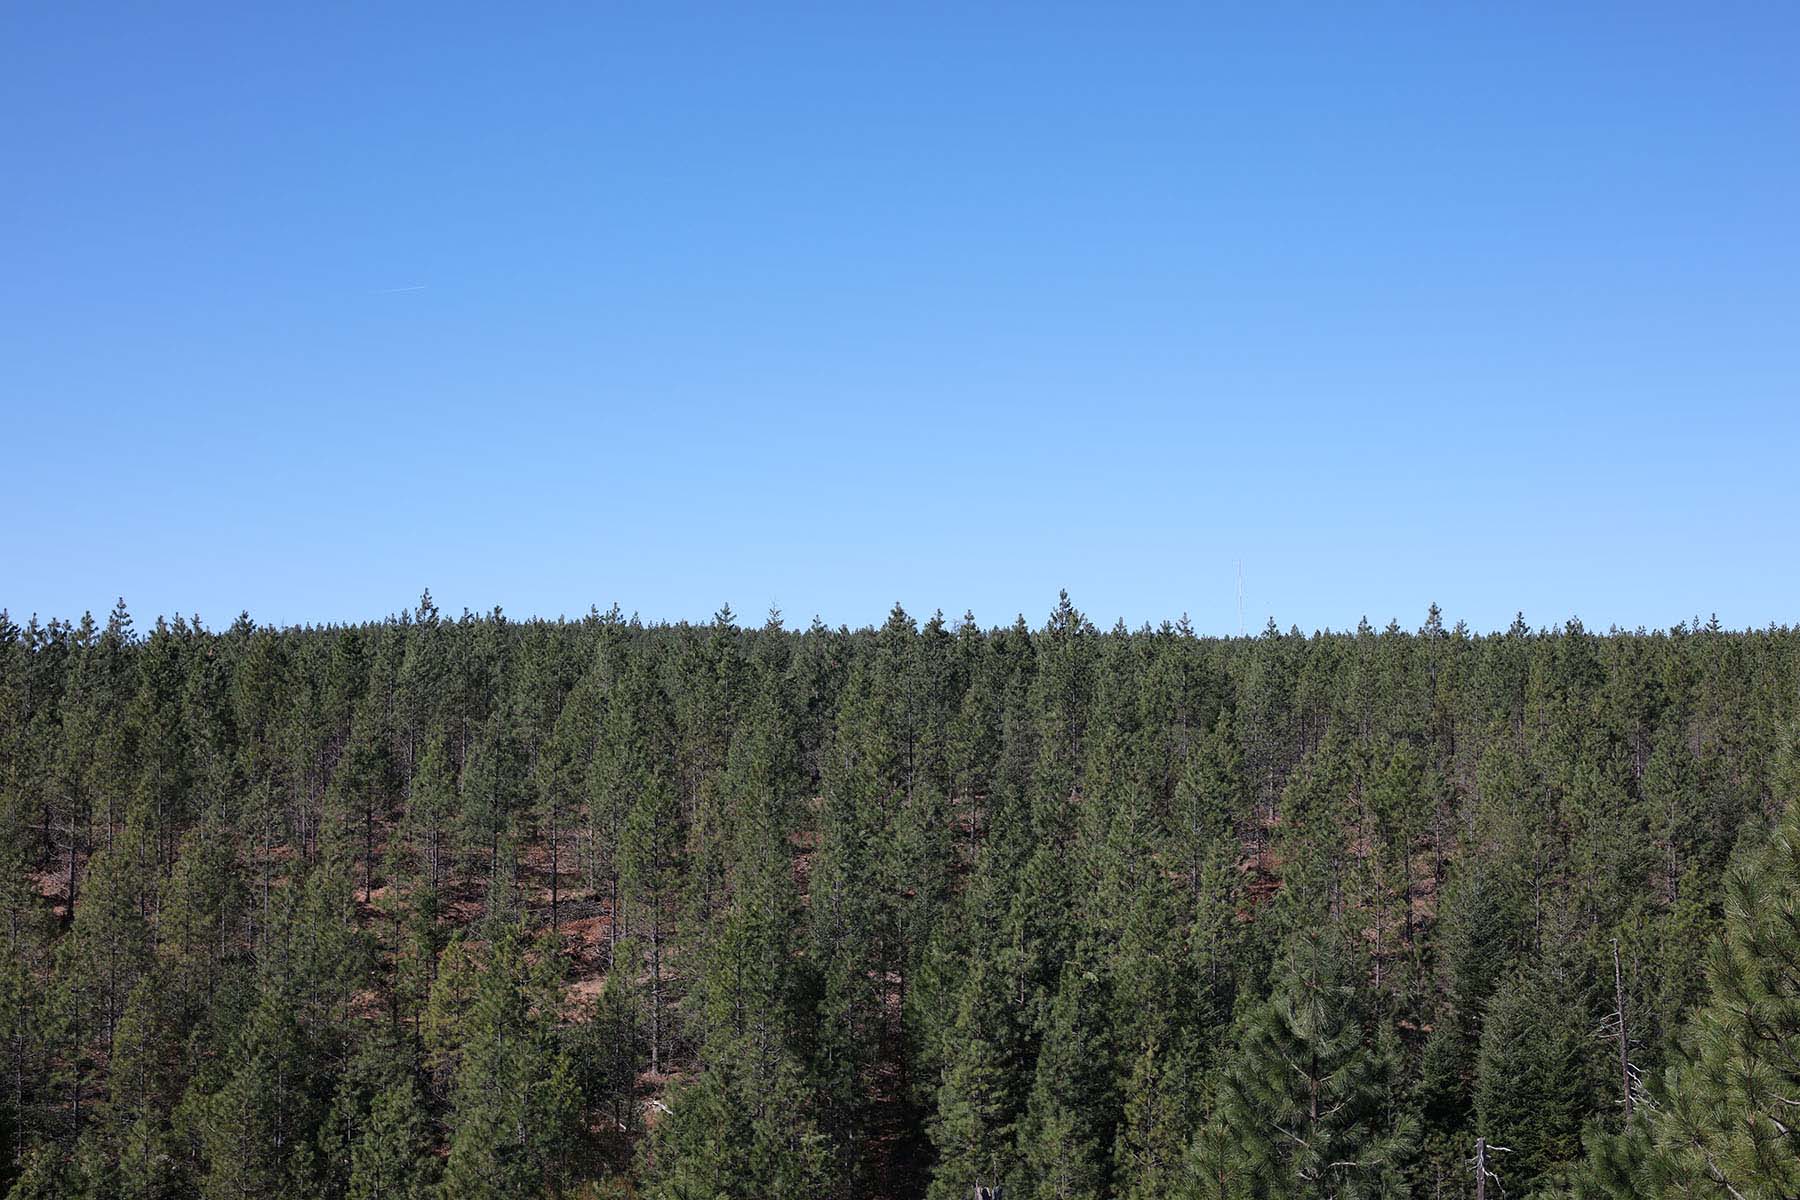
xmin=0 ymin=591 xmax=1797 ymax=1200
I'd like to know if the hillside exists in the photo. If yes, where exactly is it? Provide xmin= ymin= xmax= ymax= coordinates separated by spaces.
xmin=1 ymin=594 xmax=1797 ymax=1199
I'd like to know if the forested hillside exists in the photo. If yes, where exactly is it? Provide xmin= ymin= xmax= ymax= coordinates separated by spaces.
xmin=1 ymin=593 xmax=1796 ymax=1199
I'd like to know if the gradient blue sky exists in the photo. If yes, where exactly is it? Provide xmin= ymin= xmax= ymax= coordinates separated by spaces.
xmin=4 ymin=4 xmax=1797 ymax=633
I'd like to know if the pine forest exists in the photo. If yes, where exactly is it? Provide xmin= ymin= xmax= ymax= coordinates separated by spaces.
xmin=2 ymin=591 xmax=1798 ymax=1200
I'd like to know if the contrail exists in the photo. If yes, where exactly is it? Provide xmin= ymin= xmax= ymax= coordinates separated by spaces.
xmin=376 ymin=284 xmax=428 ymax=294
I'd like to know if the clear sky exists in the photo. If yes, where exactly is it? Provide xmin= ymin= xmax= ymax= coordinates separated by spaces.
xmin=4 ymin=4 xmax=1797 ymax=634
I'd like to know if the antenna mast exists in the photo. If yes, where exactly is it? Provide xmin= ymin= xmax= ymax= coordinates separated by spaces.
xmin=1236 ymin=560 xmax=1245 ymax=637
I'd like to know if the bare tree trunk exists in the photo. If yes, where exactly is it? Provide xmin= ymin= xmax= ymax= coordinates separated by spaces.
xmin=549 ymin=803 xmax=560 ymax=934
xmin=1374 ymin=881 xmax=1384 ymax=991
xmin=1613 ymin=939 xmax=1634 ymax=1117
xmin=65 ymin=825 xmax=79 ymax=925
xmin=649 ymin=914 xmax=663 ymax=1074
xmin=364 ymin=794 xmax=373 ymax=903
xmin=1403 ymin=850 xmax=1415 ymax=948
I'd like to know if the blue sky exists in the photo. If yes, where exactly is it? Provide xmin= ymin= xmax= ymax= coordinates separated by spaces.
xmin=4 ymin=4 xmax=1796 ymax=633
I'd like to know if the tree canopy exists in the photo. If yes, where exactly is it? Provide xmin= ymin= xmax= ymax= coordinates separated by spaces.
xmin=0 ymin=597 xmax=1794 ymax=1199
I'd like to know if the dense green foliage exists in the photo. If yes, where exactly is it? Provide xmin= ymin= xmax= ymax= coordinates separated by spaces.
xmin=1 ymin=593 xmax=1796 ymax=1199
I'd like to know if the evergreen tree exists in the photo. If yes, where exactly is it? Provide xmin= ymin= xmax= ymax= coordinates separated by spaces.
xmin=591 ymin=655 xmax=676 ymax=957
xmin=569 ymin=934 xmax=650 ymax=1139
xmin=1171 ymin=712 xmax=1246 ymax=890
xmin=1644 ymin=796 xmax=1800 ymax=1198
xmin=408 ymin=732 xmax=457 ymax=897
xmin=1415 ymin=852 xmax=1528 ymax=1174
xmin=928 ymin=956 xmax=1026 ymax=1200
xmin=1111 ymin=1035 xmax=1195 ymax=1200
xmin=621 ymin=770 xmax=684 ymax=1076
xmin=1016 ymin=955 xmax=1116 ymax=1200
xmin=1216 ymin=928 xmax=1415 ymax=1199
xmin=347 ymin=1078 xmax=435 ymax=1200
xmin=439 ymin=926 xmax=582 ymax=1200
xmin=189 ymin=988 xmax=331 ymax=1200
xmin=1183 ymin=1113 xmax=1252 ymax=1200
xmin=1473 ymin=936 xmax=1598 ymax=1194
xmin=637 ymin=1047 xmax=832 ymax=1200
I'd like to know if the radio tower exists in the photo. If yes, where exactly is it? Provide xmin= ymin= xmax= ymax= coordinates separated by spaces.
xmin=1236 ymin=560 xmax=1245 ymax=637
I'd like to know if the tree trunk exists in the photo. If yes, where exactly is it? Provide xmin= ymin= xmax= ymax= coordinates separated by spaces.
xmin=65 ymin=827 xmax=78 ymax=925
xmin=649 ymin=915 xmax=663 ymax=1075
xmin=364 ymin=794 xmax=373 ymax=903
xmin=1613 ymin=939 xmax=1633 ymax=1117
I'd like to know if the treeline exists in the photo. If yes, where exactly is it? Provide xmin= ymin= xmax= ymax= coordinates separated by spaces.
xmin=0 ymin=593 xmax=1797 ymax=1199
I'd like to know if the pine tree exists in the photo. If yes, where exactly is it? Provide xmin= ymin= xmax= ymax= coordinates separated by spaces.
xmin=42 ymin=831 xmax=154 ymax=1143
xmin=347 ymin=1077 xmax=435 ymax=1200
xmin=1416 ymin=853 xmax=1528 ymax=1168
xmin=439 ymin=926 xmax=582 ymax=1200
xmin=1473 ymin=937 xmax=1598 ymax=1193
xmin=1111 ymin=1035 xmax=1195 ymax=1200
xmin=460 ymin=711 xmax=527 ymax=923
xmin=99 ymin=975 xmax=187 ymax=1200
xmin=1188 ymin=833 xmax=1249 ymax=1046
xmin=190 ymin=988 xmax=330 ymax=1200
xmin=408 ymin=732 xmax=457 ymax=896
xmin=1016 ymin=955 xmax=1115 ymax=1200
xmin=928 ymin=956 xmax=1025 ymax=1200
xmin=591 ymin=655 xmax=676 ymax=957
xmin=5 ymin=595 xmax=1800 ymax=1200
xmin=1644 ymin=796 xmax=1800 ymax=1198
xmin=1216 ymin=928 xmax=1415 ymax=1198
xmin=1171 ymin=712 xmax=1246 ymax=894
xmin=621 ymin=770 xmax=684 ymax=1077
xmin=641 ymin=670 xmax=840 ymax=1197
xmin=0 ymin=949 xmax=35 ymax=1196
xmin=184 ymin=861 xmax=364 ymax=1200
xmin=570 ymin=934 xmax=650 ymax=1138
xmin=1183 ymin=1113 xmax=1251 ymax=1200
xmin=806 ymin=663 xmax=892 ymax=1166
xmin=533 ymin=657 xmax=600 ymax=936
xmin=638 ymin=1046 xmax=832 ymax=1200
